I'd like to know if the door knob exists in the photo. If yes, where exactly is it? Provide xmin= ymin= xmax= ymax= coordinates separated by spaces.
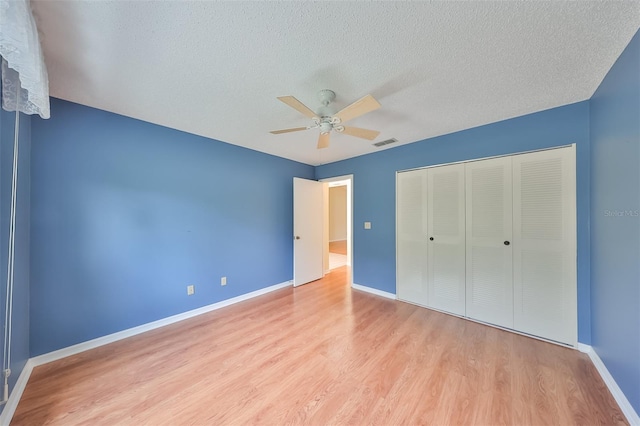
xmin=295 ymin=236 xmax=301 ymax=240
xmin=504 ymin=241 xmax=510 ymax=246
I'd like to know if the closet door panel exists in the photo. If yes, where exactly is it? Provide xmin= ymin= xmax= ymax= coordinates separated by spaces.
xmin=427 ymin=164 xmax=466 ymax=315
xmin=465 ymin=157 xmax=514 ymax=328
xmin=512 ymin=147 xmax=576 ymax=345
xmin=397 ymin=169 xmax=429 ymax=306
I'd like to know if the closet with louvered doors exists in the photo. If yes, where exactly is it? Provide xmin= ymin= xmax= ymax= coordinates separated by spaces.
xmin=465 ymin=156 xmax=514 ymax=329
xmin=426 ymin=164 xmax=466 ymax=316
xmin=396 ymin=145 xmax=577 ymax=346
xmin=396 ymin=169 xmax=428 ymax=306
xmin=396 ymin=163 xmax=466 ymax=316
xmin=511 ymin=147 xmax=577 ymax=345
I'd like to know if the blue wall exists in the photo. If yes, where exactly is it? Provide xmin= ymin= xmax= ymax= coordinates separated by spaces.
xmin=316 ymin=101 xmax=592 ymax=343
xmin=29 ymin=98 xmax=314 ymax=356
xmin=590 ymin=29 xmax=640 ymax=414
xmin=0 ymin=106 xmax=31 ymax=409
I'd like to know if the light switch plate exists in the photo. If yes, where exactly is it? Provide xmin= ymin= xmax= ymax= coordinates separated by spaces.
xmin=364 ymin=222 xmax=371 ymax=229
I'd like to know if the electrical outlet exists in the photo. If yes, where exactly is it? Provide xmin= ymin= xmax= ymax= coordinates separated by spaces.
xmin=221 ymin=276 xmax=227 ymax=286
xmin=187 ymin=285 xmax=195 ymax=295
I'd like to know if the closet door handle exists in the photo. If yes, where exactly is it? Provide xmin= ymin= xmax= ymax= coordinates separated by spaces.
xmin=429 ymin=237 xmax=434 ymax=241
xmin=504 ymin=241 xmax=510 ymax=246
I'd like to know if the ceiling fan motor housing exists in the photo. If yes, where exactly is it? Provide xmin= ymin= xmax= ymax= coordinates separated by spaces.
xmin=317 ymin=105 xmax=337 ymax=121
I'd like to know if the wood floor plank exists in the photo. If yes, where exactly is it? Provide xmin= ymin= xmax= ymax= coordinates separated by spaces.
xmin=12 ymin=267 xmax=627 ymax=425
xmin=329 ymin=240 xmax=347 ymax=255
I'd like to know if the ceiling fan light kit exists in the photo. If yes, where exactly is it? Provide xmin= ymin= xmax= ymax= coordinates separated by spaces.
xmin=270 ymin=89 xmax=381 ymax=149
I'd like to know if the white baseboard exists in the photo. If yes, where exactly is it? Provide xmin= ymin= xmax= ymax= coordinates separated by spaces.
xmin=577 ymin=342 xmax=591 ymax=353
xmin=580 ymin=344 xmax=640 ymax=425
xmin=31 ymin=280 xmax=292 ymax=367
xmin=351 ymin=283 xmax=396 ymax=300
xmin=0 ymin=359 xmax=34 ymax=426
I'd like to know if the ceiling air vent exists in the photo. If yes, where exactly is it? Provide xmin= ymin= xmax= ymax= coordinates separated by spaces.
xmin=373 ymin=138 xmax=398 ymax=148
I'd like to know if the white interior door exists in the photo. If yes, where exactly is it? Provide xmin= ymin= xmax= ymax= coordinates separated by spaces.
xmin=396 ymin=169 xmax=429 ymax=306
xmin=293 ymin=177 xmax=324 ymax=287
xmin=426 ymin=164 xmax=466 ymax=315
xmin=512 ymin=147 xmax=576 ymax=345
xmin=465 ymin=157 xmax=514 ymax=328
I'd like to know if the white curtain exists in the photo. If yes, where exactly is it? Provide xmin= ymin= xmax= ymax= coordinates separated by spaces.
xmin=0 ymin=0 xmax=50 ymax=118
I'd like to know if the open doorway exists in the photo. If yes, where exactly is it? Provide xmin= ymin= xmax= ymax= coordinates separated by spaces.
xmin=328 ymin=184 xmax=348 ymax=269
xmin=321 ymin=175 xmax=352 ymax=275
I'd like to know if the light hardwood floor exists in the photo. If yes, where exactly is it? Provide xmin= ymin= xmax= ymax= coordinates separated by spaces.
xmin=329 ymin=240 xmax=347 ymax=255
xmin=13 ymin=267 xmax=626 ymax=425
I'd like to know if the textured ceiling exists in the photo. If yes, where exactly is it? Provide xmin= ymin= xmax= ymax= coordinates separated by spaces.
xmin=31 ymin=1 xmax=640 ymax=166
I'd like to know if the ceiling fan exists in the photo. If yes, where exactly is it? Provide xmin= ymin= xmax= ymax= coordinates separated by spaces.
xmin=270 ymin=89 xmax=381 ymax=149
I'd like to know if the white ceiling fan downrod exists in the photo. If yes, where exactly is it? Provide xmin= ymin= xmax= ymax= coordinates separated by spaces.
xmin=310 ymin=90 xmax=344 ymax=134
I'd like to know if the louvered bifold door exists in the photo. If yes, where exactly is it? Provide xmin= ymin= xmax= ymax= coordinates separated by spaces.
xmin=397 ymin=169 xmax=429 ymax=306
xmin=465 ymin=157 xmax=514 ymax=328
xmin=512 ymin=147 xmax=577 ymax=346
xmin=426 ymin=164 xmax=466 ymax=315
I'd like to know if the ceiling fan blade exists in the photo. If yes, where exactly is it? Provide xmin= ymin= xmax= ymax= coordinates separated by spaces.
xmin=341 ymin=126 xmax=380 ymax=141
xmin=277 ymin=96 xmax=318 ymax=119
xmin=317 ymin=132 xmax=330 ymax=149
xmin=270 ymin=127 xmax=308 ymax=135
xmin=334 ymin=94 xmax=381 ymax=124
